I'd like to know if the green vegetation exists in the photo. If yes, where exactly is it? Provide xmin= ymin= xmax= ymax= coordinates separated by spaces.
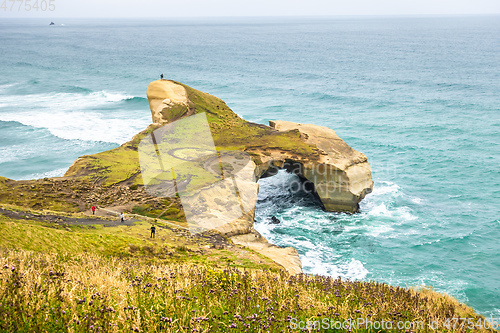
xmin=62 ymin=128 xmax=153 ymax=187
xmin=0 ymin=178 xmax=82 ymax=212
xmin=0 ymin=214 xmax=276 ymax=270
xmin=132 ymin=203 xmax=184 ymax=222
xmin=1 ymin=248 xmax=494 ymax=333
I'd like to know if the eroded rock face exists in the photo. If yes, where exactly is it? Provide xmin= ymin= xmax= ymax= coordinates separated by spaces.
xmin=267 ymin=120 xmax=373 ymax=213
xmin=146 ymin=80 xmax=192 ymax=123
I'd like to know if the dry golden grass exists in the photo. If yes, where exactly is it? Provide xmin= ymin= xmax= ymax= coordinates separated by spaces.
xmin=1 ymin=249 xmax=496 ymax=333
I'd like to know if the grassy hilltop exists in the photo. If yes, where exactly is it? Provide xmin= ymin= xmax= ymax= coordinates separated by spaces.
xmin=0 ymin=82 xmax=496 ymax=332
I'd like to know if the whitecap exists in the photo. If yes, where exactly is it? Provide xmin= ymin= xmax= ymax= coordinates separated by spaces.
xmin=301 ymin=254 xmax=369 ymax=280
xmin=370 ymin=181 xmax=400 ymax=197
xmin=367 ymin=224 xmax=394 ymax=237
xmin=0 ymin=110 xmax=150 ymax=143
xmin=368 ymin=203 xmax=392 ymax=217
xmin=396 ymin=206 xmax=418 ymax=221
xmin=411 ymin=197 xmax=423 ymax=204
xmin=0 ymin=91 xmax=150 ymax=143
xmin=0 ymin=90 xmax=134 ymax=112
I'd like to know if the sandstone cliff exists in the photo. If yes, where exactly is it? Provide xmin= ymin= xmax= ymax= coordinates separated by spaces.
xmin=145 ymin=80 xmax=373 ymax=213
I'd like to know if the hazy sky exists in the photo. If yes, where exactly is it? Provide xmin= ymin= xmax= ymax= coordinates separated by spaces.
xmin=2 ymin=0 xmax=500 ymax=18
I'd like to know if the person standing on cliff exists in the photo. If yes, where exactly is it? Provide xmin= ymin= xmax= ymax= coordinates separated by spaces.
xmin=150 ymin=225 xmax=156 ymax=238
xmin=91 ymin=205 xmax=96 ymax=215
xmin=160 ymin=74 xmax=164 ymax=80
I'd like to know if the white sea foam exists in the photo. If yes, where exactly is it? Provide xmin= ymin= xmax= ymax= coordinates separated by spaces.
xmin=367 ymin=224 xmax=394 ymax=237
xmin=362 ymin=181 xmax=417 ymax=223
xmin=365 ymin=202 xmax=417 ymax=223
xmin=411 ymin=197 xmax=423 ymax=204
xmin=0 ymin=144 xmax=52 ymax=164
xmin=0 ymin=110 xmax=150 ymax=143
xmin=0 ymin=91 xmax=150 ymax=143
xmin=301 ymin=253 xmax=369 ymax=280
xmin=368 ymin=202 xmax=391 ymax=217
xmin=20 ymin=167 xmax=68 ymax=180
xmin=370 ymin=181 xmax=400 ymax=196
xmin=0 ymin=91 xmax=134 ymax=111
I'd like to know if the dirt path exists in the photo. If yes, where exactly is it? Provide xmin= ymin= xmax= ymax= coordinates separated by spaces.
xmin=0 ymin=207 xmax=232 ymax=249
xmin=0 ymin=207 xmax=138 ymax=226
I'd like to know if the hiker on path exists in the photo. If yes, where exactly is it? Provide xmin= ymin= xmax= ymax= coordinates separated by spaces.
xmin=91 ymin=205 xmax=96 ymax=215
xmin=160 ymin=73 xmax=164 ymax=80
xmin=150 ymin=225 xmax=156 ymax=238
xmin=120 ymin=212 xmax=125 ymax=222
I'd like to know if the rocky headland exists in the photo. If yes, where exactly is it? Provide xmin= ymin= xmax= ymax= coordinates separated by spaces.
xmin=0 ymin=80 xmax=373 ymax=275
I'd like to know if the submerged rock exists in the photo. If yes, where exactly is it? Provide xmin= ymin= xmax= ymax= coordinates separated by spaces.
xmin=270 ymin=216 xmax=281 ymax=224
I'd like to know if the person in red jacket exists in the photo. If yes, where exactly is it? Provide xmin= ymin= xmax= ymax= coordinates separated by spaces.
xmin=91 ymin=205 xmax=96 ymax=215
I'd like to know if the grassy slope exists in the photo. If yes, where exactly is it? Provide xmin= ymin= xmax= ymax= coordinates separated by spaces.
xmin=0 ymin=213 xmax=278 ymax=271
xmin=0 ymin=246 xmax=494 ymax=332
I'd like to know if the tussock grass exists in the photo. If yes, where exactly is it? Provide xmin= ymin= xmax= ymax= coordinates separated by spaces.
xmin=0 ymin=250 xmax=494 ymax=333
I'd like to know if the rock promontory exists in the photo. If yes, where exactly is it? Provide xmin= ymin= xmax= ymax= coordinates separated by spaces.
xmin=63 ymin=79 xmax=373 ymax=274
xmin=145 ymin=80 xmax=373 ymax=213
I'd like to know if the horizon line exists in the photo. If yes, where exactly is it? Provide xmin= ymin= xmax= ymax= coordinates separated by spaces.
xmin=2 ymin=13 xmax=500 ymax=19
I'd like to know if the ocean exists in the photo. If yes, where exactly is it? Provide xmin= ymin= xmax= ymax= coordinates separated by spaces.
xmin=0 ymin=16 xmax=498 ymax=317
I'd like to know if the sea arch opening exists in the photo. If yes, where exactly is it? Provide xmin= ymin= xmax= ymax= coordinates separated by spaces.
xmin=254 ymin=160 xmax=325 ymax=225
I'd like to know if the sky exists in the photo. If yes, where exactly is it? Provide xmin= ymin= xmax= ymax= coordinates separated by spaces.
xmin=1 ymin=0 xmax=500 ymax=18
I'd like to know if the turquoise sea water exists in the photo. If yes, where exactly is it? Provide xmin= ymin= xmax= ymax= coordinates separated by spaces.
xmin=0 ymin=16 xmax=498 ymax=317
